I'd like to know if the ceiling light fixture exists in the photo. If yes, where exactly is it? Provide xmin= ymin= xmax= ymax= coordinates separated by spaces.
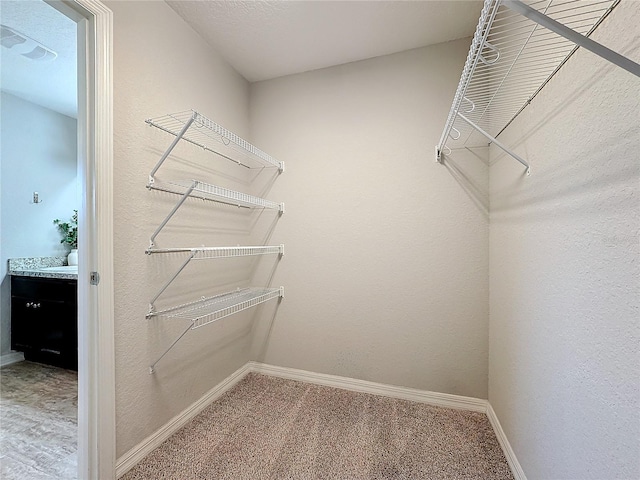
xmin=0 ymin=25 xmax=57 ymax=61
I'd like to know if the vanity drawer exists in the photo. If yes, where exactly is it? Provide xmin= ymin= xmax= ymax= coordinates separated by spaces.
xmin=11 ymin=276 xmax=76 ymax=302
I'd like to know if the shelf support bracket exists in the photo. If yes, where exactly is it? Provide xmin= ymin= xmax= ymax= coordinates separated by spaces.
xmin=148 ymin=112 xmax=196 ymax=185
xmin=456 ymin=112 xmax=531 ymax=174
xmin=149 ymin=322 xmax=194 ymax=374
xmin=149 ymin=181 xmax=197 ymax=248
xmin=503 ymin=0 xmax=640 ymax=78
xmin=147 ymin=250 xmax=198 ymax=317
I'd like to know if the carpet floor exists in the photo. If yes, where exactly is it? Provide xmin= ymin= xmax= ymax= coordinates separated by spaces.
xmin=122 ymin=373 xmax=513 ymax=480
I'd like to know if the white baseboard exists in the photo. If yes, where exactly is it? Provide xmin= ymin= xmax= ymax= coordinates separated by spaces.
xmin=248 ymin=362 xmax=487 ymax=413
xmin=116 ymin=360 xmax=523 ymax=480
xmin=486 ymin=403 xmax=527 ymax=480
xmin=115 ymin=362 xmax=252 ymax=478
xmin=0 ymin=351 xmax=25 ymax=367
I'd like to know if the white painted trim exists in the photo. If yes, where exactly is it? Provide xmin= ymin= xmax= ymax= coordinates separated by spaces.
xmin=248 ymin=362 xmax=487 ymax=412
xmin=115 ymin=363 xmax=252 ymax=478
xmin=0 ymin=351 xmax=25 ymax=367
xmin=486 ymin=403 xmax=527 ymax=480
xmin=50 ymin=1 xmax=115 ymax=479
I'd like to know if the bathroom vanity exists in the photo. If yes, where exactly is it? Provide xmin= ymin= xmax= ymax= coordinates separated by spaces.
xmin=9 ymin=257 xmax=78 ymax=370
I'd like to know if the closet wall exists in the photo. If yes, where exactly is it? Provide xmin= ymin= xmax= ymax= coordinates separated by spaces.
xmin=249 ymin=39 xmax=491 ymax=398
xmin=489 ymin=2 xmax=640 ymax=478
xmin=106 ymin=1 xmax=258 ymax=457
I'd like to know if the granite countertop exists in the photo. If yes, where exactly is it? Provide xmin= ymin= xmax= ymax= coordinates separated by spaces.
xmin=8 ymin=256 xmax=78 ymax=280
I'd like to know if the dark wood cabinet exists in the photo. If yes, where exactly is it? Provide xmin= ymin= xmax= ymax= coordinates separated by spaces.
xmin=10 ymin=276 xmax=77 ymax=370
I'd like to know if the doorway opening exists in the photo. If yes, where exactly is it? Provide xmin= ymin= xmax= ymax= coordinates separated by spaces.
xmin=0 ymin=0 xmax=114 ymax=477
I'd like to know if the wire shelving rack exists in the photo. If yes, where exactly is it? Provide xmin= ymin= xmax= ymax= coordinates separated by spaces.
xmin=149 ymin=287 xmax=283 ymax=373
xmin=145 ymin=109 xmax=285 ymax=373
xmin=146 ymin=245 xmax=284 ymax=318
xmin=148 ymin=179 xmax=284 ymax=248
xmin=436 ymin=0 xmax=639 ymax=173
xmin=146 ymin=110 xmax=285 ymax=178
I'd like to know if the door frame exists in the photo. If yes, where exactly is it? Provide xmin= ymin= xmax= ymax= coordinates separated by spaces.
xmin=48 ymin=0 xmax=115 ymax=478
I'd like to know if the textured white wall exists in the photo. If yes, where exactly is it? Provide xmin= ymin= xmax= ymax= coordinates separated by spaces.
xmin=249 ymin=40 xmax=491 ymax=398
xmin=106 ymin=1 xmax=275 ymax=457
xmin=0 ymin=93 xmax=77 ymax=355
xmin=489 ymin=2 xmax=640 ymax=478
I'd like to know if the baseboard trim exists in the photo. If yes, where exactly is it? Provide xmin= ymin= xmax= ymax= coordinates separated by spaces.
xmin=248 ymin=362 xmax=487 ymax=413
xmin=0 ymin=351 xmax=25 ymax=367
xmin=115 ymin=362 xmax=252 ymax=478
xmin=486 ymin=403 xmax=527 ymax=480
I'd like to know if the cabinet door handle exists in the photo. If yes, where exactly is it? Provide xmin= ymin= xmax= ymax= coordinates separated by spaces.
xmin=26 ymin=302 xmax=32 ymax=308
xmin=34 ymin=303 xmax=41 ymax=308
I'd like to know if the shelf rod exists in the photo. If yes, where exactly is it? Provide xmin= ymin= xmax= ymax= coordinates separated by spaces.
xmin=147 ymin=250 xmax=198 ymax=317
xmin=149 ymin=112 xmax=196 ymax=184
xmin=456 ymin=112 xmax=530 ymax=174
xmin=503 ymin=0 xmax=640 ymax=77
xmin=149 ymin=180 xmax=196 ymax=248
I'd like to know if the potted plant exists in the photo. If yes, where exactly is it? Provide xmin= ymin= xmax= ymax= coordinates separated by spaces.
xmin=54 ymin=210 xmax=78 ymax=266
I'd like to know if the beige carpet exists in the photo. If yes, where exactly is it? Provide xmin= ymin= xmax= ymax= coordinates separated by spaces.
xmin=122 ymin=373 xmax=513 ymax=479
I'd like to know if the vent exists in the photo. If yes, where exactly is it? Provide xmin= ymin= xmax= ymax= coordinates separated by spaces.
xmin=0 ymin=25 xmax=57 ymax=62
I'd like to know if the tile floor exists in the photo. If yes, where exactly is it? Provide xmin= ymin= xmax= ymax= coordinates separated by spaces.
xmin=0 ymin=361 xmax=77 ymax=479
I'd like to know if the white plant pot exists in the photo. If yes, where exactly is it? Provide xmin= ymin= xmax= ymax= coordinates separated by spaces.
xmin=67 ymin=249 xmax=78 ymax=266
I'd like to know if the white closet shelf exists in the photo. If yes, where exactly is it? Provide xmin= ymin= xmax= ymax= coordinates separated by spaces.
xmin=146 ymin=110 xmax=285 ymax=174
xmin=146 ymin=245 xmax=284 ymax=312
xmin=148 ymin=179 xmax=284 ymax=248
xmin=163 ymin=287 xmax=283 ymax=327
xmin=436 ymin=0 xmax=638 ymax=172
xmin=146 ymin=245 xmax=284 ymax=258
xmin=148 ymin=287 xmax=284 ymax=373
xmin=148 ymin=179 xmax=284 ymax=212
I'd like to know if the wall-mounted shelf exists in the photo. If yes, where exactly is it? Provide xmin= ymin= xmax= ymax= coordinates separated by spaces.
xmin=148 ymin=179 xmax=284 ymax=248
xmin=149 ymin=287 xmax=283 ymax=374
xmin=145 ymin=109 xmax=285 ymax=373
xmin=146 ymin=110 xmax=285 ymax=183
xmin=436 ymin=0 xmax=639 ymax=173
xmin=146 ymin=245 xmax=284 ymax=258
xmin=146 ymin=245 xmax=284 ymax=317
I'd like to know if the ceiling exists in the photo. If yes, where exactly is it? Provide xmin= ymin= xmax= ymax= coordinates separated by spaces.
xmin=166 ymin=0 xmax=483 ymax=82
xmin=0 ymin=1 xmax=483 ymax=117
xmin=0 ymin=0 xmax=77 ymax=118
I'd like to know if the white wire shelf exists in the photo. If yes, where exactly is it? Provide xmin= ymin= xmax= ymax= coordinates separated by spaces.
xmin=165 ymin=287 xmax=283 ymax=327
xmin=148 ymin=179 xmax=284 ymax=248
xmin=436 ymin=0 xmax=637 ymax=171
xmin=146 ymin=245 xmax=284 ymax=258
xmin=146 ymin=245 xmax=284 ymax=313
xmin=149 ymin=179 xmax=284 ymax=211
xmin=148 ymin=287 xmax=284 ymax=373
xmin=146 ymin=110 xmax=285 ymax=175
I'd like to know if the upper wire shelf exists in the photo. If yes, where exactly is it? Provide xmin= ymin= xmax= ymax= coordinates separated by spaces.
xmin=149 ymin=179 xmax=284 ymax=211
xmin=146 ymin=110 xmax=285 ymax=175
xmin=435 ymin=0 xmax=637 ymax=172
xmin=148 ymin=179 xmax=284 ymax=248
